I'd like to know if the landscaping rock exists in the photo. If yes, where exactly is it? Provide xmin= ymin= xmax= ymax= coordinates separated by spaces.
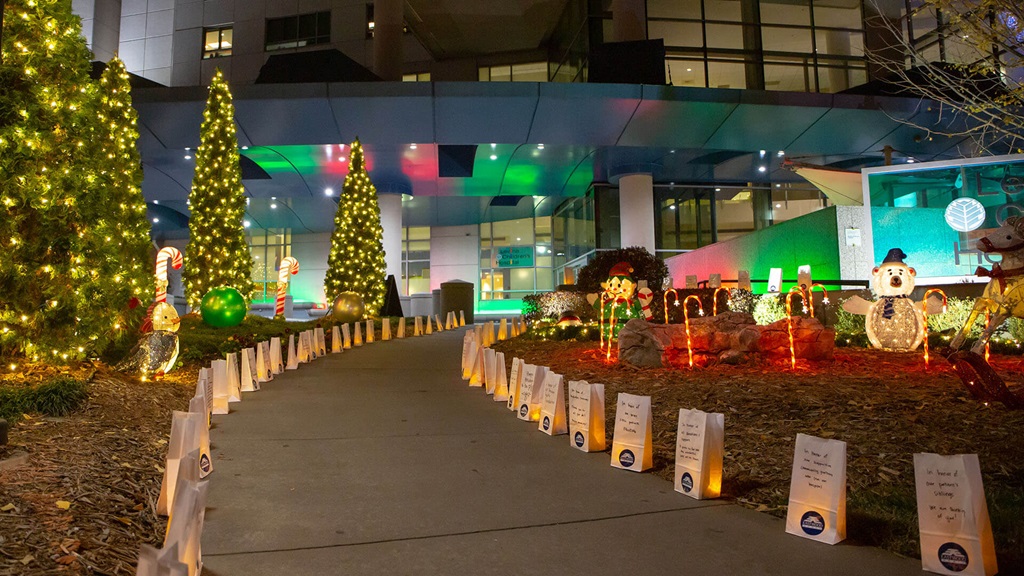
xmin=617 ymin=313 xmax=835 ymax=368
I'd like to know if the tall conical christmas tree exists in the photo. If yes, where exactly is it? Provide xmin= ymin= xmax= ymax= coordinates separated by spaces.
xmin=183 ymin=69 xmax=254 ymax=308
xmin=0 ymin=0 xmax=129 ymax=360
xmin=83 ymin=56 xmax=152 ymax=330
xmin=324 ymin=139 xmax=387 ymax=315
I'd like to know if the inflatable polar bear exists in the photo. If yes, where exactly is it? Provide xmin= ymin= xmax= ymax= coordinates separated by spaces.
xmin=843 ymin=248 xmax=943 ymax=351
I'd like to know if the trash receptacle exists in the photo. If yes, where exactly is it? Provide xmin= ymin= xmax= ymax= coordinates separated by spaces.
xmin=431 ymin=289 xmax=441 ymax=317
xmin=440 ymin=280 xmax=474 ymax=324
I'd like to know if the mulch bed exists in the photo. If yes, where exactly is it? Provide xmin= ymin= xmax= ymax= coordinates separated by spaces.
xmin=0 ymin=364 xmax=196 ymax=575
xmin=493 ymin=339 xmax=1024 ymax=572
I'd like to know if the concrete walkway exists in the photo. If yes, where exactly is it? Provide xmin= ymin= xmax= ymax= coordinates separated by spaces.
xmin=202 ymin=330 xmax=921 ymax=575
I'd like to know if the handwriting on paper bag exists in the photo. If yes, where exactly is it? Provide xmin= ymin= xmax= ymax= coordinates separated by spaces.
xmin=799 ymin=448 xmax=835 ymax=490
xmin=922 ymin=467 xmax=965 ymax=524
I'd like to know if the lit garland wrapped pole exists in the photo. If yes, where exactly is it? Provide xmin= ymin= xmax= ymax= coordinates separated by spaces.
xmin=664 ymin=289 xmax=679 ymax=323
xmin=786 ymin=287 xmax=810 ymax=369
xmin=182 ymin=69 xmax=255 ymax=309
xmin=275 ymin=257 xmax=299 ymax=318
xmin=604 ymin=295 xmax=629 ymax=361
xmin=155 ymin=247 xmax=183 ymax=303
xmin=922 ymin=288 xmax=948 ymax=368
xmin=682 ymin=295 xmax=704 ymax=367
xmin=807 ymin=283 xmax=829 ymax=318
xmin=712 ymin=287 xmax=728 ymax=316
xmin=323 ymin=139 xmax=387 ymax=315
xmin=0 ymin=4 xmax=151 ymax=361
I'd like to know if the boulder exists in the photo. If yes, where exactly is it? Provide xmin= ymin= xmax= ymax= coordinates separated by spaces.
xmin=617 ymin=313 xmax=835 ymax=368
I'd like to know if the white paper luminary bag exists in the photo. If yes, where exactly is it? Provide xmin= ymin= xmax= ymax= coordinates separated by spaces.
xmin=537 ymin=371 xmax=567 ymax=435
xmin=785 ymin=433 xmax=847 ymax=545
xmin=568 ymin=381 xmax=605 ymax=452
xmin=674 ymin=408 xmax=724 ymax=500
xmin=611 ymin=393 xmax=653 ymax=472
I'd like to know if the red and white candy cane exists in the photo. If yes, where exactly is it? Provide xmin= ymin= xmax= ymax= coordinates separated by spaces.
xmin=154 ymin=247 xmax=183 ymax=303
xmin=275 ymin=257 xmax=300 ymax=317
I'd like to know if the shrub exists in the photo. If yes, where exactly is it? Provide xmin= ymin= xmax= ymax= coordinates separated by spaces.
xmin=834 ymin=297 xmax=866 ymax=336
xmin=752 ymin=294 xmax=787 ymax=325
xmin=30 ymin=377 xmax=89 ymax=416
xmin=0 ymin=387 xmax=28 ymax=421
xmin=576 ymin=247 xmax=668 ymax=294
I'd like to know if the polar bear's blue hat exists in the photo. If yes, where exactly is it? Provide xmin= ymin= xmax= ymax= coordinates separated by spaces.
xmin=882 ymin=248 xmax=907 ymax=264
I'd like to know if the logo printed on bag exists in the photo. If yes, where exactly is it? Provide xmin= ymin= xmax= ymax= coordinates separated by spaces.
xmin=619 ymin=449 xmax=635 ymax=467
xmin=938 ymin=543 xmax=970 ymax=572
xmin=200 ymin=454 xmax=212 ymax=474
xmin=519 ymin=405 xmax=528 ymax=417
xmin=681 ymin=472 xmax=693 ymax=493
xmin=542 ymin=416 xmax=550 ymax=431
xmin=574 ymin=431 xmax=585 ymax=447
xmin=800 ymin=511 xmax=826 ymax=536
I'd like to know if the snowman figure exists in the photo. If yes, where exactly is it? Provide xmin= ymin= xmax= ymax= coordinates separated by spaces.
xmin=842 ymin=248 xmax=941 ymax=350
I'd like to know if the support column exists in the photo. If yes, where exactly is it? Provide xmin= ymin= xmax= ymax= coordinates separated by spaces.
xmin=372 ymin=0 xmax=403 ymax=81
xmin=611 ymin=0 xmax=646 ymax=43
xmin=618 ymin=173 xmax=656 ymax=254
xmin=378 ymin=193 xmax=404 ymax=294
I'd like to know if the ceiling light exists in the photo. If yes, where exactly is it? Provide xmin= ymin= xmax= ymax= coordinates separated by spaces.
xmin=759 ymin=149 xmax=766 ymax=157
xmin=686 ymin=68 xmax=692 ymax=72
xmin=715 ymin=187 xmax=721 ymax=192
xmin=152 ymin=199 xmax=159 ymax=204
xmin=907 ymin=158 xmax=916 ymax=163
xmin=324 ymin=187 xmax=334 ymax=196
xmin=775 ymin=203 xmax=782 ymax=208
xmin=241 ymin=145 xmax=249 ymax=150
xmin=490 ymin=154 xmax=498 ymax=160
xmin=243 ymin=220 xmax=251 ymax=228
xmin=776 ymin=183 xmax=781 ymax=188
xmin=184 ymin=155 xmax=191 ymax=160
xmin=270 ymin=202 xmax=278 ymax=209
xmin=339 ymin=156 xmax=347 ymax=162
xmin=491 ymin=143 xmax=497 ymax=148
xmin=669 ymin=205 xmax=676 ymax=210
xmin=516 ymin=237 xmax=521 ymax=241
xmin=409 ymin=143 xmax=417 ymax=150
xmin=537 ymin=246 xmax=547 ymax=254
xmin=777 ymin=150 xmax=785 ymax=157
xmin=537 ymin=144 xmax=544 ymax=149
xmin=152 ymin=218 xmax=159 ymax=223
xmin=184 ymin=147 xmax=190 ymax=151
xmin=758 ymin=166 xmax=767 ymax=172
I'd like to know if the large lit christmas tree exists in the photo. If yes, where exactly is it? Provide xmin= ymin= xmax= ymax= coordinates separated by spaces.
xmin=182 ymin=69 xmax=254 ymax=308
xmin=324 ymin=139 xmax=387 ymax=314
xmin=0 ymin=0 xmax=138 ymax=361
xmin=83 ymin=56 xmax=152 ymax=329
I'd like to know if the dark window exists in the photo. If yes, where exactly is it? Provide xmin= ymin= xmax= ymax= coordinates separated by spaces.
xmin=265 ymin=11 xmax=331 ymax=51
xmin=203 ymin=26 xmax=233 ymax=59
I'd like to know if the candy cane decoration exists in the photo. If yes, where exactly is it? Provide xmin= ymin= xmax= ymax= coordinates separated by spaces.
xmin=275 ymin=257 xmax=300 ymax=317
xmin=154 ymin=247 xmax=183 ymax=303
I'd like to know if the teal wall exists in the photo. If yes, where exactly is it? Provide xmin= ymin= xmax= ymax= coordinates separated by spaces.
xmin=870 ymin=207 xmax=977 ymax=277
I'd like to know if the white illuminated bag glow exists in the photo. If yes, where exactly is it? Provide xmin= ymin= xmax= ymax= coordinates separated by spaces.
xmin=366 ymin=320 xmax=374 ymax=343
xmin=354 ymin=321 xmax=364 ymax=346
xmin=516 ymin=364 xmax=547 ymax=422
xmin=397 ymin=317 xmax=406 ymax=338
xmin=569 ymin=381 xmax=605 ymax=452
xmin=914 ymin=453 xmax=998 ymax=576
xmin=499 ymin=318 xmax=508 ymax=340
xmin=461 ymin=332 xmax=474 ymax=380
xmin=507 ymin=357 xmax=523 ymax=411
xmin=483 ymin=348 xmax=497 ymax=395
xmin=611 ymin=393 xmax=653 ymax=472
xmin=435 ymin=314 xmax=443 ymax=332
xmin=270 ymin=337 xmax=284 ymax=373
xmin=298 ymin=331 xmax=311 ymax=362
xmin=342 ymin=323 xmax=352 ymax=349
xmin=210 ymin=360 xmax=230 ymax=415
xmin=426 ymin=316 xmax=433 ymax=335
xmin=493 ymin=351 xmax=509 ymax=402
xmin=193 ymin=369 xmax=212 ymax=427
xmin=467 ymin=340 xmax=483 ymax=387
xmin=163 ymin=449 xmax=208 ymax=576
xmin=537 ymin=371 xmax=567 ymax=436
xmin=786 ymin=433 xmax=847 ymax=545
xmin=414 ymin=316 xmax=423 ymax=336
xmin=674 ymin=408 xmax=724 ymax=500
xmin=315 ymin=327 xmax=327 ymax=356
xmin=331 ymin=326 xmax=342 ymax=353
xmin=225 ymin=353 xmax=241 ymax=402
xmin=286 ymin=334 xmax=298 ymax=370
xmin=459 ymin=310 xmax=466 ymax=326
xmin=256 ymin=344 xmax=270 ymax=383
xmin=382 ymin=318 xmax=392 ymax=340
xmin=136 ymin=542 xmax=189 ymax=576
xmin=239 ymin=348 xmax=256 ymax=392
xmin=445 ymin=312 xmax=453 ymax=330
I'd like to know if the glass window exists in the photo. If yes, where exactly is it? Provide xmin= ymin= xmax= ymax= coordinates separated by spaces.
xmin=762 ymin=26 xmax=812 ymax=54
xmin=265 ymin=11 xmax=331 ymax=51
xmin=648 ymin=0 xmax=702 ymax=20
xmin=815 ymin=29 xmax=863 ymax=57
xmin=401 ymin=226 xmax=430 ymax=295
xmin=667 ymin=59 xmax=707 ymax=87
xmin=706 ymin=59 xmax=747 ymax=88
xmin=760 ymin=0 xmax=809 ymax=26
xmin=203 ymin=26 xmax=233 ymax=59
xmin=813 ymin=3 xmax=863 ymax=30
xmin=704 ymin=0 xmax=742 ymax=22
xmin=511 ymin=61 xmax=548 ymax=81
xmin=764 ymin=62 xmax=810 ymax=91
xmin=650 ymin=20 xmax=704 ymax=47
xmin=248 ymin=228 xmax=292 ymax=302
xmin=402 ymin=72 xmax=431 ymax=81
xmin=705 ymin=23 xmax=745 ymax=49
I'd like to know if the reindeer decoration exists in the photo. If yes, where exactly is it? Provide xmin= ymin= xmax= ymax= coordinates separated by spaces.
xmin=946 ymin=216 xmax=1024 ymax=408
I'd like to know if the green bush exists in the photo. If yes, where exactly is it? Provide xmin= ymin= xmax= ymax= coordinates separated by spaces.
xmin=576 ymin=247 xmax=668 ymax=294
xmin=31 ymin=377 xmax=89 ymax=416
xmin=834 ymin=297 xmax=866 ymax=336
xmin=752 ymin=294 xmax=787 ymax=325
xmin=0 ymin=386 xmax=28 ymax=421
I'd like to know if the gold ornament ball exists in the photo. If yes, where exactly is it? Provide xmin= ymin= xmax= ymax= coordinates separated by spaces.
xmin=331 ymin=292 xmax=366 ymax=323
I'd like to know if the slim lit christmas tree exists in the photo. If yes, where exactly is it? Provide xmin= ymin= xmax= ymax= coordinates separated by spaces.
xmin=324 ymin=139 xmax=387 ymax=314
xmin=0 ymin=0 xmax=131 ymax=360
xmin=83 ymin=56 xmax=152 ymax=329
xmin=183 ymin=69 xmax=255 ymax=308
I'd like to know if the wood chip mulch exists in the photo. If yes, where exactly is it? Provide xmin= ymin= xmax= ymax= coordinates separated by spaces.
xmin=493 ymin=339 xmax=1024 ymax=570
xmin=0 ymin=364 xmax=196 ymax=575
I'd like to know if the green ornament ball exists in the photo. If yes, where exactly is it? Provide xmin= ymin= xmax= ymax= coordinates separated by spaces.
xmin=331 ymin=292 xmax=365 ymax=324
xmin=200 ymin=286 xmax=248 ymax=327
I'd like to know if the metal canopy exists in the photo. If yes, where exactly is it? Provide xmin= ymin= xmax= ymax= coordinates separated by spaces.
xmin=134 ymin=81 xmax=985 ymax=235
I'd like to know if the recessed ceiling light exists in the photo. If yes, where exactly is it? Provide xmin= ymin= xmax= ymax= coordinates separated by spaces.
xmin=669 ymin=205 xmax=676 ymax=210
xmin=184 ymin=155 xmax=191 ymax=160
xmin=490 ymin=154 xmax=498 ymax=160
xmin=243 ymin=220 xmax=251 ymax=228
xmin=758 ymin=166 xmax=767 ymax=172
xmin=776 ymin=183 xmax=781 ymax=188
xmin=715 ymin=187 xmax=721 ymax=192
xmin=270 ymin=202 xmax=278 ymax=209
xmin=152 ymin=199 xmax=159 ymax=204
xmin=537 ymin=144 xmax=544 ymax=149
xmin=777 ymin=150 xmax=785 ymax=157
xmin=907 ymin=158 xmax=915 ymax=163
xmin=324 ymin=187 xmax=334 ymax=196
xmin=776 ymin=203 xmax=782 ymax=208
xmin=409 ymin=143 xmax=417 ymax=150
xmin=241 ymin=145 xmax=249 ymax=150
xmin=686 ymin=68 xmax=692 ymax=72
xmin=152 ymin=218 xmax=159 ymax=223
xmin=759 ymin=149 xmax=766 ymax=157
xmin=339 ymin=157 xmax=347 ymax=162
